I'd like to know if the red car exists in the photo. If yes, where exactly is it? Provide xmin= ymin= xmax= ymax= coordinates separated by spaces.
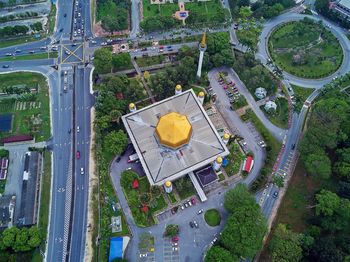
xmin=76 ymin=151 xmax=81 ymax=159
xmin=223 ymin=85 xmax=228 ymax=89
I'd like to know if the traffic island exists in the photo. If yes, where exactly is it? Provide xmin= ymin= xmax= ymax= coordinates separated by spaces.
xmin=204 ymin=208 xmax=221 ymax=227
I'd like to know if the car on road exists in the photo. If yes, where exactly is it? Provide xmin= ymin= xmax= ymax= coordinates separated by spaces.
xmin=172 ymin=247 xmax=178 ymax=251
xmin=59 ymin=28 xmax=63 ymax=32
xmin=15 ymin=50 xmax=21 ymax=53
xmin=172 ymin=236 xmax=179 ymax=242
xmin=80 ymin=167 xmax=84 ymax=175
xmin=76 ymin=151 xmax=81 ymax=159
xmin=64 ymin=13 xmax=67 ymax=17
xmin=193 ymin=220 xmax=199 ymax=228
xmin=91 ymin=40 xmax=97 ymax=44
xmin=77 ymin=126 xmax=80 ymax=132
xmin=139 ymin=253 xmax=147 ymax=258
xmin=273 ymin=191 xmax=278 ymax=198
xmin=189 ymin=221 xmax=194 ymax=228
xmin=291 ymin=144 xmax=295 ymax=150
xmin=29 ymin=50 xmax=35 ymax=54
xmin=116 ymin=156 xmax=121 ymax=163
xmin=101 ymin=42 xmax=107 ymax=46
xmin=6 ymin=53 xmax=12 ymax=56
xmin=2 ymin=65 xmax=9 ymax=68
xmin=197 ymin=209 xmax=203 ymax=214
xmin=65 ymin=50 xmax=71 ymax=55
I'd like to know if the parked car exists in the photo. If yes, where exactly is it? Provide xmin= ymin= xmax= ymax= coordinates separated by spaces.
xmin=273 ymin=191 xmax=279 ymax=198
xmin=189 ymin=221 xmax=194 ymax=228
xmin=172 ymin=236 xmax=179 ymax=242
xmin=191 ymin=198 xmax=196 ymax=205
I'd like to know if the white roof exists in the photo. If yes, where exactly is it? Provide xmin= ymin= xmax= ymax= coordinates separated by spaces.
xmin=339 ymin=0 xmax=350 ymax=10
xmin=122 ymin=90 xmax=229 ymax=185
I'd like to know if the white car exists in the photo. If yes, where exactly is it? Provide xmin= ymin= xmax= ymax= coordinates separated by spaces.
xmin=139 ymin=253 xmax=147 ymax=258
xmin=80 ymin=167 xmax=84 ymax=175
xmin=77 ymin=126 xmax=80 ymax=133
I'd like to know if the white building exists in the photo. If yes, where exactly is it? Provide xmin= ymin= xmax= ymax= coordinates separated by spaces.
xmin=264 ymin=101 xmax=277 ymax=112
xmin=255 ymin=87 xmax=267 ymax=100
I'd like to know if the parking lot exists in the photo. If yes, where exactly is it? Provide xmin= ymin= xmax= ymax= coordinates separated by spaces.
xmin=156 ymin=198 xmax=197 ymax=223
xmin=163 ymin=238 xmax=179 ymax=262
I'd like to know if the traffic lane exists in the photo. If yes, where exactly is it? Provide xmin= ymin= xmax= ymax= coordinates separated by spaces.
xmin=82 ymin=0 xmax=92 ymax=37
xmin=0 ymin=38 xmax=51 ymax=56
xmin=53 ymin=0 xmax=73 ymax=39
xmin=130 ymin=42 xmax=197 ymax=58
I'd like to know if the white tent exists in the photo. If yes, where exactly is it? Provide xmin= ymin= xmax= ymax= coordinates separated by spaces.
xmin=264 ymin=101 xmax=277 ymax=112
xmin=255 ymin=87 xmax=267 ymax=99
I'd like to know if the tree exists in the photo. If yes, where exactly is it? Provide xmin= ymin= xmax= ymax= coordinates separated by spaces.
xmin=112 ymin=53 xmax=131 ymax=70
xmin=315 ymin=0 xmax=330 ymax=15
xmin=273 ymin=175 xmax=284 ymax=188
xmin=93 ymin=48 xmax=112 ymax=74
xmin=205 ymin=246 xmax=237 ymax=262
xmin=334 ymin=148 xmax=350 ymax=178
xmin=104 ymin=130 xmax=128 ymax=156
xmin=30 ymin=22 xmax=42 ymax=32
xmin=14 ymin=227 xmax=30 ymax=252
xmin=269 ymin=224 xmax=303 ymax=262
xmin=224 ymin=184 xmax=256 ymax=213
xmin=2 ymin=227 xmax=19 ymax=248
xmin=28 ymin=226 xmax=42 ymax=248
xmin=143 ymin=71 xmax=150 ymax=81
xmin=164 ymin=224 xmax=179 ymax=237
xmin=304 ymin=150 xmax=331 ymax=179
xmin=315 ymin=190 xmax=340 ymax=217
xmin=239 ymin=6 xmax=253 ymax=19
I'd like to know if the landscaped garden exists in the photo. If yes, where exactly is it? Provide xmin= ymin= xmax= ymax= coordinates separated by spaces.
xmin=120 ymin=170 xmax=167 ymax=227
xmin=173 ymin=176 xmax=196 ymax=200
xmin=0 ymin=72 xmax=51 ymax=142
xmin=268 ymin=18 xmax=343 ymax=79
xmin=204 ymin=209 xmax=221 ymax=227
xmin=224 ymin=142 xmax=245 ymax=177
xmin=96 ymin=0 xmax=130 ymax=32
xmin=141 ymin=0 xmax=230 ymax=32
xmin=260 ymin=97 xmax=289 ymax=129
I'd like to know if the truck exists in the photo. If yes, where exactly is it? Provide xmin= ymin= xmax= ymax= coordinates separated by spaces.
xmin=127 ymin=153 xmax=139 ymax=163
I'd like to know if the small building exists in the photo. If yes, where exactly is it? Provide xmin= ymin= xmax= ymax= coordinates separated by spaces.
xmin=243 ymin=156 xmax=254 ymax=173
xmin=0 ymin=195 xmax=16 ymax=229
xmin=194 ymin=165 xmax=218 ymax=187
xmin=330 ymin=0 xmax=350 ymax=19
xmin=264 ymin=101 xmax=277 ymax=112
xmin=255 ymin=87 xmax=267 ymax=100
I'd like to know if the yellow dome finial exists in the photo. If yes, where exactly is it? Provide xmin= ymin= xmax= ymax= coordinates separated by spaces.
xmin=129 ymin=103 xmax=135 ymax=109
xmin=198 ymin=91 xmax=205 ymax=97
xmin=176 ymin=84 xmax=182 ymax=91
xmin=216 ymin=156 xmax=223 ymax=164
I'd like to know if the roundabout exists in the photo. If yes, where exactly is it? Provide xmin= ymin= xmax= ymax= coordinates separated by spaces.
xmin=268 ymin=18 xmax=343 ymax=79
xmin=256 ymin=13 xmax=350 ymax=88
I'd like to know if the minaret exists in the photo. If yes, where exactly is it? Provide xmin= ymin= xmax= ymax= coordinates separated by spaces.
xmin=213 ymin=156 xmax=223 ymax=171
xmin=197 ymin=91 xmax=205 ymax=105
xmin=175 ymin=84 xmax=182 ymax=95
xmin=196 ymin=32 xmax=207 ymax=79
xmin=164 ymin=181 xmax=173 ymax=193
xmin=129 ymin=103 xmax=136 ymax=112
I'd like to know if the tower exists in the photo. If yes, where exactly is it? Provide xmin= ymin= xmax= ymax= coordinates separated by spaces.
xmin=164 ymin=181 xmax=173 ymax=193
xmin=196 ymin=32 xmax=207 ymax=79
xmin=222 ymin=133 xmax=230 ymax=145
xmin=197 ymin=91 xmax=205 ymax=105
xmin=213 ymin=156 xmax=223 ymax=171
xmin=175 ymin=84 xmax=182 ymax=95
xmin=129 ymin=103 xmax=136 ymax=112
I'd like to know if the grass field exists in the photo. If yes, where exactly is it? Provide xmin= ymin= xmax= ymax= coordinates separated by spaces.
xmin=135 ymin=55 xmax=165 ymax=68
xmin=0 ymin=52 xmax=58 ymax=62
xmin=269 ymin=19 xmax=343 ymax=78
xmin=261 ymin=98 xmax=289 ymax=129
xmin=291 ymin=85 xmax=315 ymax=112
xmin=142 ymin=0 xmax=226 ymax=25
xmin=0 ymin=36 xmax=43 ymax=49
xmin=48 ymin=4 xmax=57 ymax=35
xmin=231 ymin=95 xmax=248 ymax=110
xmin=204 ymin=209 xmax=221 ymax=226
xmin=0 ymin=72 xmax=51 ymax=142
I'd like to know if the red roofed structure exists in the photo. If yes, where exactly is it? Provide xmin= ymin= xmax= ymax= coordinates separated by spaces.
xmin=243 ymin=156 xmax=254 ymax=173
xmin=2 ymin=135 xmax=33 ymax=144
xmin=132 ymin=178 xmax=139 ymax=189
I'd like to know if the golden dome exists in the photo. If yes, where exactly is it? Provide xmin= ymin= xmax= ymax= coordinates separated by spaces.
xmin=176 ymin=85 xmax=182 ymax=91
xmin=129 ymin=103 xmax=135 ymax=109
xmin=165 ymin=181 xmax=172 ymax=187
xmin=223 ymin=133 xmax=230 ymax=140
xmin=198 ymin=91 xmax=205 ymax=98
xmin=216 ymin=156 xmax=223 ymax=164
xmin=155 ymin=112 xmax=192 ymax=149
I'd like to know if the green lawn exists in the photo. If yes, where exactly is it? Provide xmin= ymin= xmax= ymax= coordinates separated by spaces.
xmin=48 ymin=4 xmax=57 ymax=35
xmin=269 ymin=19 xmax=343 ymax=78
xmin=291 ymin=85 xmax=315 ymax=113
xmin=231 ymin=95 xmax=248 ymax=110
xmin=0 ymin=72 xmax=51 ymax=142
xmin=135 ymin=55 xmax=165 ymax=68
xmin=204 ymin=209 xmax=221 ymax=226
xmin=142 ymin=0 xmax=227 ymax=27
xmin=0 ymin=36 xmax=43 ymax=48
xmin=224 ymin=142 xmax=245 ymax=177
xmin=261 ymin=98 xmax=289 ymax=129
xmin=37 ymin=151 xmax=51 ymax=257
xmin=218 ymin=173 xmax=225 ymax=182
xmin=0 ymin=52 xmax=58 ymax=62
xmin=168 ymin=192 xmax=177 ymax=204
